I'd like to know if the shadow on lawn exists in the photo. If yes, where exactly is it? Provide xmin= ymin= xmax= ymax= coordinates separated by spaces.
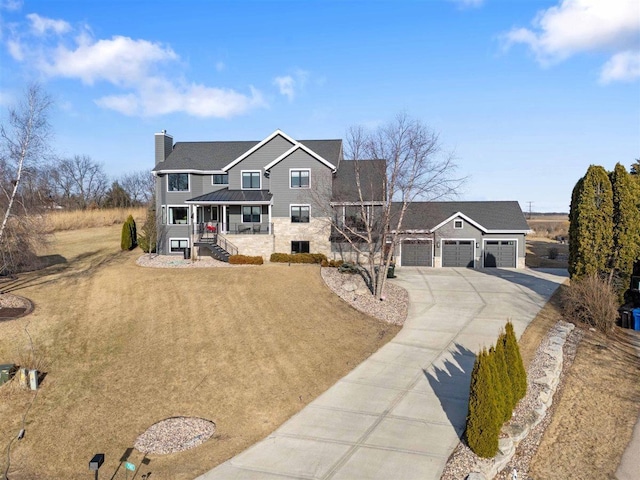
xmin=424 ymin=343 xmax=476 ymax=438
xmin=108 ymin=448 xmax=151 ymax=480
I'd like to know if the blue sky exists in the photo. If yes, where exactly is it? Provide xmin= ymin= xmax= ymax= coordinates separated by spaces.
xmin=0 ymin=0 xmax=638 ymax=212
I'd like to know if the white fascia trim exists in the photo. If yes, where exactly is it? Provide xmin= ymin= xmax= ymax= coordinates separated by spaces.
xmin=155 ymin=169 xmax=225 ymax=175
xmin=185 ymin=200 xmax=270 ymax=205
xmin=484 ymin=229 xmax=532 ymax=234
xmin=222 ymin=129 xmax=297 ymax=172
xmin=264 ymin=143 xmax=337 ymax=172
xmin=431 ymin=212 xmax=487 ymax=233
xmin=330 ymin=201 xmax=385 ymax=206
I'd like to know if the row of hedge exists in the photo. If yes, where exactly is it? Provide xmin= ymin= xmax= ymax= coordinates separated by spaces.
xmin=228 ymin=255 xmax=264 ymax=265
xmin=270 ymin=252 xmax=327 ymax=264
xmin=465 ymin=321 xmax=527 ymax=458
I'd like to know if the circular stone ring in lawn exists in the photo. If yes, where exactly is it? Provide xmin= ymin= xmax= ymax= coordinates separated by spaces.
xmin=0 ymin=293 xmax=34 ymax=321
xmin=134 ymin=417 xmax=216 ymax=455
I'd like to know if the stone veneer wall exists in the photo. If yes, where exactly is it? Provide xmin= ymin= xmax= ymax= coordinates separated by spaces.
xmin=219 ymin=234 xmax=275 ymax=259
xmin=272 ymin=217 xmax=332 ymax=257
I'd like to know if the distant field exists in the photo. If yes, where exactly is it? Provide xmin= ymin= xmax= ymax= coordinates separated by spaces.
xmin=45 ymin=206 xmax=147 ymax=232
xmin=527 ymin=213 xmax=569 ymax=240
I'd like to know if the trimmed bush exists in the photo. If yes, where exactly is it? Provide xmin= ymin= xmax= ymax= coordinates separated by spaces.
xmin=138 ymin=208 xmax=157 ymax=254
xmin=494 ymin=335 xmax=515 ymax=421
xmin=120 ymin=215 xmax=137 ymax=251
xmin=504 ymin=321 xmax=527 ymax=402
xmin=228 ymin=254 xmax=264 ymax=265
xmin=466 ymin=348 xmax=500 ymax=458
xmin=269 ymin=252 xmax=327 ymax=264
xmin=337 ymin=262 xmax=360 ymax=274
xmin=548 ymin=247 xmax=559 ymax=260
xmin=321 ymin=259 xmax=344 ymax=268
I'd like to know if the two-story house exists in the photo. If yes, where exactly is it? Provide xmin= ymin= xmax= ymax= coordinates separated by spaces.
xmin=152 ymin=129 xmax=531 ymax=268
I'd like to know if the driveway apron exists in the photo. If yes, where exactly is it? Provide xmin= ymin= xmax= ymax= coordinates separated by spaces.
xmin=197 ymin=267 xmax=567 ymax=480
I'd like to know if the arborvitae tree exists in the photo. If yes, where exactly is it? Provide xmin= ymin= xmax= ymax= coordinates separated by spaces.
xmin=466 ymin=349 xmax=500 ymax=458
xmin=495 ymin=334 xmax=514 ymax=421
xmin=121 ymin=215 xmax=137 ymax=250
xmin=504 ymin=321 xmax=527 ymax=402
xmin=487 ymin=346 xmax=507 ymax=426
xmin=568 ymin=165 xmax=614 ymax=278
xmin=610 ymin=163 xmax=640 ymax=289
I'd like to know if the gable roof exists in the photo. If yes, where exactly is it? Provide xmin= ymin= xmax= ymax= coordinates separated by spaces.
xmin=263 ymin=143 xmax=337 ymax=172
xmin=332 ymin=159 xmax=386 ymax=202
xmin=396 ymin=201 xmax=530 ymax=233
xmin=152 ymin=130 xmax=342 ymax=174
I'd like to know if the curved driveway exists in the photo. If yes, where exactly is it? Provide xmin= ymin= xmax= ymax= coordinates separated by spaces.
xmin=198 ymin=267 xmax=567 ymax=480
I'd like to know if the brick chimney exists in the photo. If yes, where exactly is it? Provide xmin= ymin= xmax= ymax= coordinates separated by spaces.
xmin=155 ymin=130 xmax=173 ymax=165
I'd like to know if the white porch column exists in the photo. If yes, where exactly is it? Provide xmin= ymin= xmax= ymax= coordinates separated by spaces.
xmin=268 ymin=204 xmax=272 ymax=234
xmin=222 ymin=205 xmax=227 ymax=233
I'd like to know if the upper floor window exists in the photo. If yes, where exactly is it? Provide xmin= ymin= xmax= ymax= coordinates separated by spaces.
xmin=454 ymin=219 xmax=463 ymax=229
xmin=242 ymin=171 xmax=261 ymax=189
xmin=290 ymin=169 xmax=310 ymax=188
xmin=213 ymin=173 xmax=229 ymax=185
xmin=168 ymin=173 xmax=189 ymax=192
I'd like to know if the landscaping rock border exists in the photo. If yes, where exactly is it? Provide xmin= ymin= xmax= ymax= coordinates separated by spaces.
xmin=0 ymin=293 xmax=34 ymax=320
xmin=441 ymin=320 xmax=581 ymax=480
xmin=134 ymin=416 xmax=216 ymax=455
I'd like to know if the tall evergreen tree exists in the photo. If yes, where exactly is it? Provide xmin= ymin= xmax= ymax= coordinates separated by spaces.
xmin=466 ymin=349 xmax=500 ymax=458
xmin=495 ymin=333 xmax=514 ymax=420
xmin=504 ymin=321 xmax=527 ymax=402
xmin=610 ymin=163 xmax=640 ymax=288
xmin=568 ymin=165 xmax=614 ymax=278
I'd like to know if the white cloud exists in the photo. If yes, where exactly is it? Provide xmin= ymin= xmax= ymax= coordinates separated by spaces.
xmin=274 ymin=75 xmax=295 ymax=101
xmin=0 ymin=0 xmax=22 ymax=12
xmin=503 ymin=0 xmax=640 ymax=82
xmin=273 ymin=69 xmax=310 ymax=101
xmin=5 ymin=14 xmax=267 ymax=118
xmin=26 ymin=13 xmax=70 ymax=36
xmin=600 ymin=50 xmax=640 ymax=83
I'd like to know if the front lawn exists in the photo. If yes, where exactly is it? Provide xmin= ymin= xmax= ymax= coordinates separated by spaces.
xmin=0 ymin=225 xmax=399 ymax=479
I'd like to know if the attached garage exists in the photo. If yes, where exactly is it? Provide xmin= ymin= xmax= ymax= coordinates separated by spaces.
xmin=401 ymin=240 xmax=433 ymax=266
xmin=442 ymin=240 xmax=474 ymax=267
xmin=484 ymin=240 xmax=516 ymax=268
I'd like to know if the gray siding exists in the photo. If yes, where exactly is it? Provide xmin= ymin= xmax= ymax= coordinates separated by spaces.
xmin=227 ymin=135 xmax=295 ymax=190
xmin=269 ymin=149 xmax=333 ymax=218
xmin=433 ymin=218 xmax=483 ymax=245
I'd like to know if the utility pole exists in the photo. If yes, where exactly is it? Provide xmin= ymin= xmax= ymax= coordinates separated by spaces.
xmin=527 ymin=201 xmax=533 ymax=219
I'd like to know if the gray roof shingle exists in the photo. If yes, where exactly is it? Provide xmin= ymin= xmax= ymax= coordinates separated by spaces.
xmin=153 ymin=138 xmax=342 ymax=172
xmin=396 ymin=201 xmax=530 ymax=232
xmin=332 ymin=159 xmax=386 ymax=202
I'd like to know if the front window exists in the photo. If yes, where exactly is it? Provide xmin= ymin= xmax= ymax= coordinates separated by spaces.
xmin=168 ymin=206 xmax=189 ymax=224
xmin=170 ymin=238 xmax=189 ymax=253
xmin=213 ymin=173 xmax=229 ymax=185
xmin=242 ymin=171 xmax=261 ymax=189
xmin=291 ymin=205 xmax=310 ymax=223
xmin=168 ymin=173 xmax=189 ymax=191
xmin=291 ymin=240 xmax=310 ymax=254
xmin=242 ymin=206 xmax=261 ymax=223
xmin=290 ymin=169 xmax=310 ymax=188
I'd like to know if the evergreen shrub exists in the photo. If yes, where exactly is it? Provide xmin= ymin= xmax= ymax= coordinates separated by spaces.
xmin=120 ymin=215 xmax=137 ymax=250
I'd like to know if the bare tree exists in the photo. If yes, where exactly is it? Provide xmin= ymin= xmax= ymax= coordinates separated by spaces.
xmin=0 ymin=84 xmax=52 ymax=244
xmin=119 ymin=169 xmax=155 ymax=205
xmin=328 ymin=113 xmax=464 ymax=299
xmin=52 ymin=155 xmax=109 ymax=208
xmin=0 ymin=84 xmax=53 ymax=275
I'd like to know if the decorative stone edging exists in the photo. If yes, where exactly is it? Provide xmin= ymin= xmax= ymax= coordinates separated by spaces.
xmin=0 ymin=293 xmax=34 ymax=320
xmin=467 ymin=321 xmax=576 ymax=480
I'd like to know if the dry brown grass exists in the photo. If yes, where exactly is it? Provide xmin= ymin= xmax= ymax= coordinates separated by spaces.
xmin=526 ymin=236 xmax=569 ymax=269
xmin=44 ymin=207 xmax=147 ymax=232
xmin=0 ymin=225 xmax=399 ymax=479
xmin=529 ymin=327 xmax=640 ymax=479
xmin=527 ymin=214 xmax=569 ymax=240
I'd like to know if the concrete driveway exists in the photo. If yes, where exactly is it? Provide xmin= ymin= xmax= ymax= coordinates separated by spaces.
xmin=197 ymin=267 xmax=567 ymax=480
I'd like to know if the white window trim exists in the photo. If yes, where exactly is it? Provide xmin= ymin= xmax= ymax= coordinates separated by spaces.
xmin=167 ymin=173 xmax=190 ymax=192
xmin=290 ymin=204 xmax=311 ymax=223
xmin=212 ymin=173 xmax=229 ymax=185
xmin=169 ymin=237 xmax=189 ymax=253
xmin=453 ymin=219 xmax=464 ymax=229
xmin=481 ymin=238 xmax=519 ymax=268
xmin=241 ymin=170 xmax=261 ymax=190
xmin=241 ymin=205 xmax=262 ymax=224
xmin=289 ymin=168 xmax=311 ymax=189
xmin=166 ymin=205 xmax=190 ymax=225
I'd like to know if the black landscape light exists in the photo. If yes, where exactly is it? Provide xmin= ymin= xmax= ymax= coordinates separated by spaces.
xmin=89 ymin=453 xmax=104 ymax=480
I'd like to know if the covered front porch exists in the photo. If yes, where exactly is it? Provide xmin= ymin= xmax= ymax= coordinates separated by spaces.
xmin=186 ymin=188 xmax=274 ymax=239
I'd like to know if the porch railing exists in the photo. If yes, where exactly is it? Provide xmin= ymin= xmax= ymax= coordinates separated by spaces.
xmin=195 ymin=222 xmax=273 ymax=236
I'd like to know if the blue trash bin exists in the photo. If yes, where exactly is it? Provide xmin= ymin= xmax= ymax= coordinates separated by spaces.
xmin=633 ymin=308 xmax=640 ymax=331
